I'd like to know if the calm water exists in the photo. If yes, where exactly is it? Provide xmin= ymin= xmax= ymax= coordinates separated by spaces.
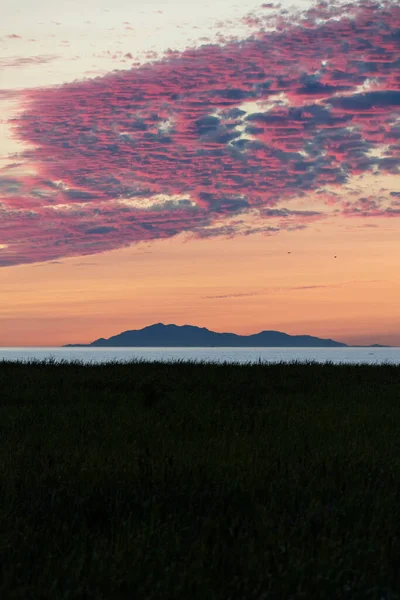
xmin=0 ymin=347 xmax=399 ymax=365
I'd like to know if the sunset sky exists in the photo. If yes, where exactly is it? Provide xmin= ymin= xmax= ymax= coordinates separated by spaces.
xmin=1 ymin=0 xmax=399 ymax=347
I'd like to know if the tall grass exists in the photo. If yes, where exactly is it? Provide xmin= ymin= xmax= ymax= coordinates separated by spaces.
xmin=1 ymin=358 xmax=400 ymax=599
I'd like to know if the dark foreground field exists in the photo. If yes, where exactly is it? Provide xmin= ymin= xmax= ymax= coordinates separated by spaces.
xmin=1 ymin=358 xmax=400 ymax=599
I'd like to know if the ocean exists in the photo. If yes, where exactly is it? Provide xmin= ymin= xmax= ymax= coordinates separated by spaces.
xmin=0 ymin=347 xmax=399 ymax=365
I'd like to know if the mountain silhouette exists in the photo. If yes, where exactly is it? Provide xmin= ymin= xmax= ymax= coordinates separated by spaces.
xmin=63 ymin=323 xmax=349 ymax=347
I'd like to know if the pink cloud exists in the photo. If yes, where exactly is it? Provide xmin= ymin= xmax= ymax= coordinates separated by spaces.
xmin=0 ymin=0 xmax=399 ymax=267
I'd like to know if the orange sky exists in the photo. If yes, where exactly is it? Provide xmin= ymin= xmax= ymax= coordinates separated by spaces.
xmin=1 ymin=213 xmax=399 ymax=347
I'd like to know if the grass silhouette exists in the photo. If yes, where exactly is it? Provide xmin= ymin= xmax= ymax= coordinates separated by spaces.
xmin=1 ymin=357 xmax=400 ymax=599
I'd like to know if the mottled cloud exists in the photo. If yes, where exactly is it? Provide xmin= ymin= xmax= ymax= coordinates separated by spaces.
xmin=0 ymin=0 xmax=399 ymax=267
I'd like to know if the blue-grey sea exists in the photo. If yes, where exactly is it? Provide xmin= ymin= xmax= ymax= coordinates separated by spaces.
xmin=0 ymin=347 xmax=399 ymax=365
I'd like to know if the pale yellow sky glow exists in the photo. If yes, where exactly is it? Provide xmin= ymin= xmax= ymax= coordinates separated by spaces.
xmin=1 ymin=0 xmax=399 ymax=346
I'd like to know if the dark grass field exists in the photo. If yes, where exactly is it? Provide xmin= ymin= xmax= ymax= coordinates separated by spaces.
xmin=1 ymin=358 xmax=400 ymax=599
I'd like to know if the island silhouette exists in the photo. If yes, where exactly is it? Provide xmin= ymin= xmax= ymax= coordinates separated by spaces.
xmin=63 ymin=322 xmax=357 ymax=347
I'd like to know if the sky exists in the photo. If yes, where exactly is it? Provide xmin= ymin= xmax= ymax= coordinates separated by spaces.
xmin=0 ymin=0 xmax=399 ymax=347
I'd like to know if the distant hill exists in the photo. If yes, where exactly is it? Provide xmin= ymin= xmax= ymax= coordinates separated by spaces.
xmin=352 ymin=343 xmax=391 ymax=348
xmin=63 ymin=323 xmax=349 ymax=347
